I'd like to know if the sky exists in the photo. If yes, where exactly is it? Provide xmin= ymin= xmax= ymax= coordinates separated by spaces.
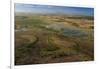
xmin=15 ymin=3 xmax=94 ymax=16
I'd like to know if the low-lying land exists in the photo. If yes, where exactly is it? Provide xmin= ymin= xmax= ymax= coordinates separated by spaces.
xmin=15 ymin=14 xmax=94 ymax=65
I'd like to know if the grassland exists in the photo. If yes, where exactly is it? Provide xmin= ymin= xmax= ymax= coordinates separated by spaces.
xmin=15 ymin=14 xmax=94 ymax=65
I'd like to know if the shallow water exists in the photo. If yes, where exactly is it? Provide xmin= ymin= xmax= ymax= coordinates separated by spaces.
xmin=62 ymin=28 xmax=88 ymax=37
